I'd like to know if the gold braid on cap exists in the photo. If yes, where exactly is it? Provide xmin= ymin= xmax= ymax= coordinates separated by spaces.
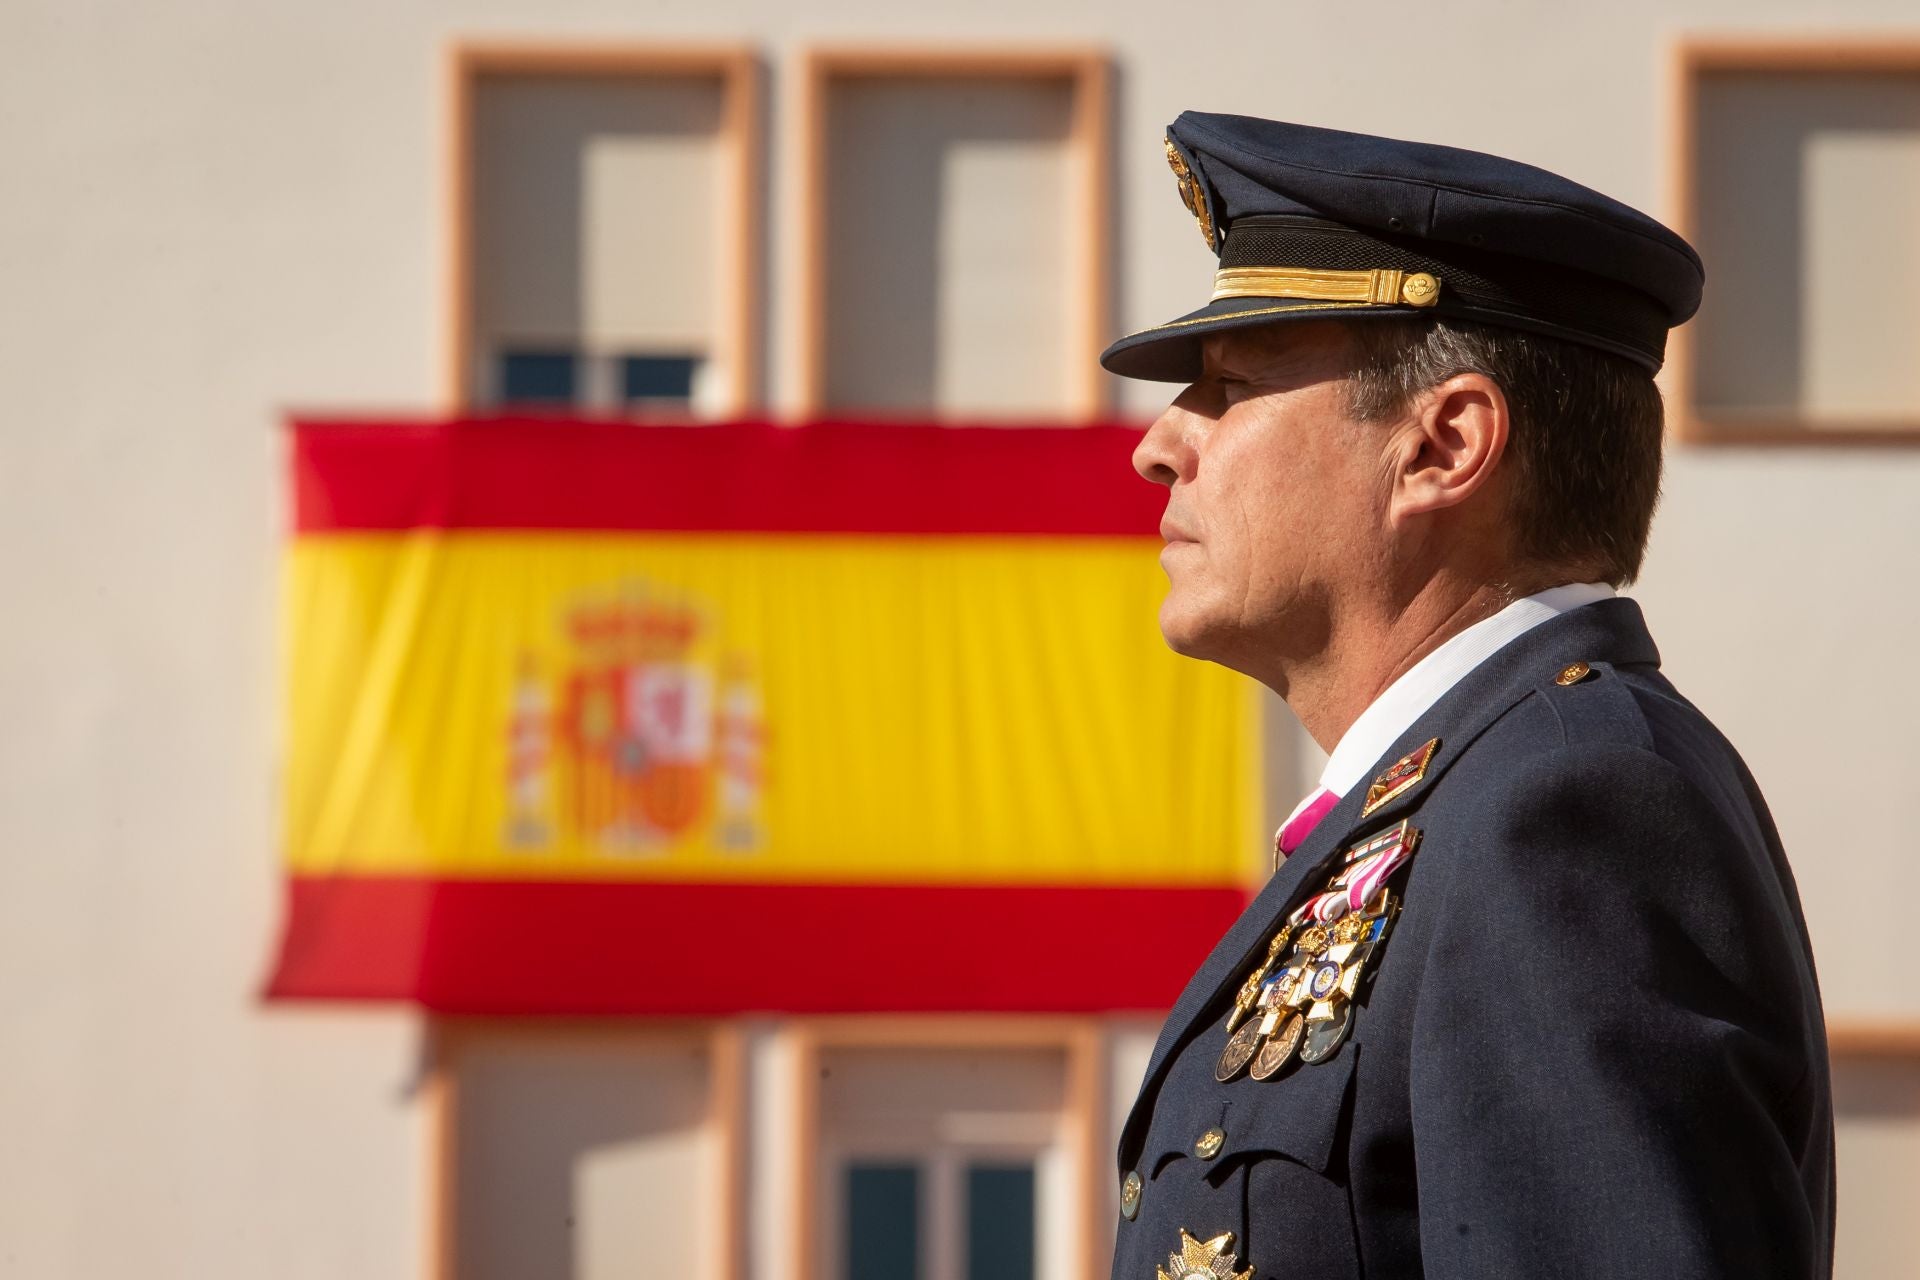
xmin=1212 ymin=265 xmax=1441 ymax=308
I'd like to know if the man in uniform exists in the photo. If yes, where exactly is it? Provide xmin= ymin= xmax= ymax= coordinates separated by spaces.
xmin=1103 ymin=114 xmax=1834 ymax=1279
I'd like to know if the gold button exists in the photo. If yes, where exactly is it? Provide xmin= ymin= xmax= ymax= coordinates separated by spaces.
xmin=1401 ymin=271 xmax=1440 ymax=306
xmin=1194 ymin=1127 xmax=1225 ymax=1160
xmin=1119 ymin=1170 xmax=1142 ymax=1219
xmin=1554 ymin=661 xmax=1592 ymax=686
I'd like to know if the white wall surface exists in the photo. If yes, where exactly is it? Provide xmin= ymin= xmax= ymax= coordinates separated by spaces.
xmin=1638 ymin=448 xmax=1920 ymax=1018
xmin=5 ymin=1 xmax=1919 ymax=1276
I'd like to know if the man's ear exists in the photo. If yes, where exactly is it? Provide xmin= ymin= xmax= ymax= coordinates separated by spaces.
xmin=1386 ymin=373 xmax=1510 ymax=528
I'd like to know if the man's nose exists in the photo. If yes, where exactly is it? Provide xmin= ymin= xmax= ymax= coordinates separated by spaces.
xmin=1133 ymin=401 xmax=1194 ymax=487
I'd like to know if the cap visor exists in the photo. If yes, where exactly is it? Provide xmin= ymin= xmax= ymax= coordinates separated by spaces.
xmin=1099 ymin=295 xmax=1428 ymax=382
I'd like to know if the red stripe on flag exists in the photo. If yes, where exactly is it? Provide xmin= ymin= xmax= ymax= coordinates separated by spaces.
xmin=290 ymin=418 xmax=1163 ymax=536
xmin=263 ymin=877 xmax=1246 ymax=1015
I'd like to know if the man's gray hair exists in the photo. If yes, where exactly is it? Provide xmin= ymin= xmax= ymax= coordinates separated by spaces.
xmin=1341 ymin=319 xmax=1667 ymax=586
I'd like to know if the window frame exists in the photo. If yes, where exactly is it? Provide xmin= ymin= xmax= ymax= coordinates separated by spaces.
xmin=446 ymin=41 xmax=764 ymax=416
xmin=424 ymin=1017 xmax=747 ymax=1280
xmin=794 ymin=47 xmax=1113 ymax=420
xmin=1829 ymin=1021 xmax=1920 ymax=1061
xmin=790 ymin=1016 xmax=1106 ymax=1280
xmin=1669 ymin=35 xmax=1920 ymax=446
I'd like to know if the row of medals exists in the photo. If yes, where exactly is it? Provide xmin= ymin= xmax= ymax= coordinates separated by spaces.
xmin=1214 ymin=872 xmax=1407 ymax=1083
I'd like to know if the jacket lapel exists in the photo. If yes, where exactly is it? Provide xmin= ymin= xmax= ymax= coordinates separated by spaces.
xmin=1118 ymin=598 xmax=1663 ymax=1160
xmin=1131 ymin=783 xmax=1364 ymax=1089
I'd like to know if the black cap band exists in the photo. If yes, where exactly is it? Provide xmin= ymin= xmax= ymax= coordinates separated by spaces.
xmin=1216 ymin=215 xmax=1671 ymax=369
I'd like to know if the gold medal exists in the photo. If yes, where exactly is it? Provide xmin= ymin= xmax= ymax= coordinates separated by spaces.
xmin=1215 ymin=834 xmax=1417 ymax=1077
xmin=1331 ymin=910 xmax=1371 ymax=944
xmin=1156 ymin=1229 xmax=1252 ymax=1280
xmin=1248 ymin=1010 xmax=1304 ymax=1080
xmin=1338 ymin=946 xmax=1377 ymax=999
xmin=1225 ymin=927 xmax=1293 ymax=1033
xmin=1215 ymin=1019 xmax=1263 ymax=1082
xmin=1306 ymin=955 xmax=1348 ymax=1004
xmin=1298 ymin=1002 xmax=1353 ymax=1064
xmin=1224 ymin=973 xmax=1261 ymax=1034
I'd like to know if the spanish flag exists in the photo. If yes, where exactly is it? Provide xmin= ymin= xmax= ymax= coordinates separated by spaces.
xmin=267 ymin=419 xmax=1258 ymax=1014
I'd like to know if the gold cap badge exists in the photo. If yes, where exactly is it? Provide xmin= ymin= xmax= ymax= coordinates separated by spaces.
xmin=1165 ymin=137 xmax=1217 ymax=249
xmin=1158 ymin=1229 xmax=1254 ymax=1280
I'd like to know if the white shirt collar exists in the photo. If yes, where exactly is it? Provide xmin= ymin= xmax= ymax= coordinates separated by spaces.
xmin=1288 ymin=583 xmax=1615 ymax=822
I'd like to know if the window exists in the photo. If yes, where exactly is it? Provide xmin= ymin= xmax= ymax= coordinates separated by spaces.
xmin=1827 ymin=1030 xmax=1920 ymax=1280
xmin=622 ymin=352 xmax=703 ymax=405
xmin=1674 ymin=40 xmax=1920 ymax=442
xmin=498 ymin=349 xmax=579 ymax=407
xmin=836 ymin=1157 xmax=1038 ymax=1280
xmin=798 ymin=50 xmax=1112 ymax=419
xmin=795 ymin=1020 xmax=1101 ymax=1280
xmin=964 ymin=1163 xmax=1037 ymax=1280
xmin=429 ymin=1023 xmax=742 ymax=1280
xmin=452 ymin=44 xmax=761 ymax=418
xmin=845 ymin=1162 xmax=921 ymax=1280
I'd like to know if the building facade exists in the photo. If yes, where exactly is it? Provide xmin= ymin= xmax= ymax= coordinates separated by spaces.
xmin=5 ymin=3 xmax=1920 ymax=1277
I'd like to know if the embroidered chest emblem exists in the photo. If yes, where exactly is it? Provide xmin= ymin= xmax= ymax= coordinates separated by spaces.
xmin=1361 ymin=737 xmax=1439 ymax=817
xmin=1158 ymin=1229 xmax=1253 ymax=1280
xmin=1216 ymin=820 xmax=1421 ymax=1081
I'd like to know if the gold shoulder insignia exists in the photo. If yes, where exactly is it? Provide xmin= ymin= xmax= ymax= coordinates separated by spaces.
xmin=1158 ymin=1229 xmax=1253 ymax=1280
xmin=1361 ymin=737 xmax=1439 ymax=818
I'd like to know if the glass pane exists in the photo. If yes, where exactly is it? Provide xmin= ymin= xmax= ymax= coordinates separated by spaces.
xmin=498 ymin=350 xmax=578 ymax=406
xmin=621 ymin=353 xmax=700 ymax=403
xmin=846 ymin=1162 xmax=919 ymax=1280
xmin=965 ymin=1163 xmax=1035 ymax=1280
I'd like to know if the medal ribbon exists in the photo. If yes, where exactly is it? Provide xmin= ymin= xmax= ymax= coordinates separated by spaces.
xmin=1223 ymin=820 xmax=1421 ymax=1081
xmin=1287 ymin=822 xmax=1416 ymax=924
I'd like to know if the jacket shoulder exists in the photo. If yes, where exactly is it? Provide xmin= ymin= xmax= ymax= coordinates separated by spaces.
xmin=1482 ymin=655 xmax=1774 ymax=854
xmin=1415 ymin=656 xmax=1822 ymax=1077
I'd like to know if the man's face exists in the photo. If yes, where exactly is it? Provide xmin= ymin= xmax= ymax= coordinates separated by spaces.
xmin=1131 ymin=322 xmax=1391 ymax=679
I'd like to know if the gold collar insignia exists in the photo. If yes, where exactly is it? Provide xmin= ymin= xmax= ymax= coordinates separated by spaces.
xmin=1361 ymin=737 xmax=1439 ymax=818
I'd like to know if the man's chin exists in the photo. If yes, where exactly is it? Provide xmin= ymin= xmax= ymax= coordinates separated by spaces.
xmin=1158 ymin=596 xmax=1288 ymax=681
xmin=1157 ymin=601 xmax=1226 ymax=662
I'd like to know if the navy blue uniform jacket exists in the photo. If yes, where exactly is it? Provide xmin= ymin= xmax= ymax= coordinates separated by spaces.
xmin=1110 ymin=598 xmax=1834 ymax=1279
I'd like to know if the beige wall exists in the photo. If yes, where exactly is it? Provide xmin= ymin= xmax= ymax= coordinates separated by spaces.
xmin=5 ymin=1 xmax=1919 ymax=1276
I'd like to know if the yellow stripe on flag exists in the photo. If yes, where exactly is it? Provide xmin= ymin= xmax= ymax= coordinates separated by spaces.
xmin=285 ymin=532 xmax=1259 ymax=885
